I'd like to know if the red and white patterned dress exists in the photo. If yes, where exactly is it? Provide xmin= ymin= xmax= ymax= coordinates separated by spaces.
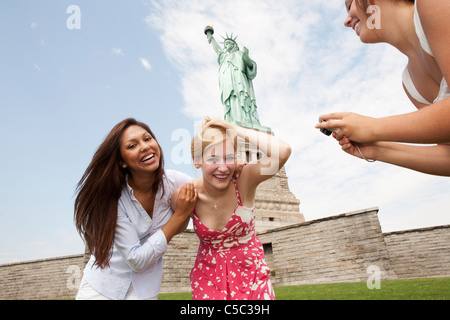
xmin=190 ymin=180 xmax=275 ymax=300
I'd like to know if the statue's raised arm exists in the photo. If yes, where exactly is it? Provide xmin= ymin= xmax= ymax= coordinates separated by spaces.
xmin=204 ymin=26 xmax=222 ymax=55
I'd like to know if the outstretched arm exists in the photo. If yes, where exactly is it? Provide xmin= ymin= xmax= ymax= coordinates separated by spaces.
xmin=317 ymin=106 xmax=450 ymax=145
xmin=338 ymin=136 xmax=450 ymax=176
xmin=207 ymin=34 xmax=222 ymax=56
xmin=316 ymin=0 xmax=450 ymax=145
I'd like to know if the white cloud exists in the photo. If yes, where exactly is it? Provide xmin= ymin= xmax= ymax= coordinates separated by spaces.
xmin=146 ymin=0 xmax=450 ymax=232
xmin=111 ymin=47 xmax=124 ymax=56
xmin=140 ymin=57 xmax=152 ymax=71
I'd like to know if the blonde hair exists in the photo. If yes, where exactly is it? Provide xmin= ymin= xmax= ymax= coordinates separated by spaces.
xmin=191 ymin=118 xmax=237 ymax=165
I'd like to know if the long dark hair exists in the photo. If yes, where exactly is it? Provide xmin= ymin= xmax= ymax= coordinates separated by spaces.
xmin=74 ymin=118 xmax=165 ymax=269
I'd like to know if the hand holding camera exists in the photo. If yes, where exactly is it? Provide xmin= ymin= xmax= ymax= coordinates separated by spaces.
xmin=318 ymin=119 xmax=337 ymax=136
xmin=316 ymin=116 xmax=376 ymax=162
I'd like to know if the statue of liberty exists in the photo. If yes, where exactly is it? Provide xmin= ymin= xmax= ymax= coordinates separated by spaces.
xmin=204 ymin=26 xmax=271 ymax=132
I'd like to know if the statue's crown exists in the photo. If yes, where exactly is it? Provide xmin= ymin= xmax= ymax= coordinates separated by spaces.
xmin=221 ymin=32 xmax=238 ymax=43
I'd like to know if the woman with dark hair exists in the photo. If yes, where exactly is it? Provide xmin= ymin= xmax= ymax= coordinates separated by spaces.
xmin=74 ymin=118 xmax=197 ymax=300
xmin=316 ymin=0 xmax=450 ymax=176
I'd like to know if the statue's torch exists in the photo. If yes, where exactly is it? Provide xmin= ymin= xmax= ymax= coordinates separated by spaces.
xmin=204 ymin=25 xmax=214 ymax=43
xmin=204 ymin=25 xmax=214 ymax=36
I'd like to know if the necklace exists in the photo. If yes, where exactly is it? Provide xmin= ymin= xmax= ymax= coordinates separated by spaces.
xmin=202 ymin=185 xmax=219 ymax=210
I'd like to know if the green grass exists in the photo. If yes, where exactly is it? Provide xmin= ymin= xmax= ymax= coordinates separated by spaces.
xmin=158 ymin=277 xmax=450 ymax=300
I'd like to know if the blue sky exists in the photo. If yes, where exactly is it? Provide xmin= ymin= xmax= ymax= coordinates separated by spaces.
xmin=1 ymin=0 xmax=449 ymax=264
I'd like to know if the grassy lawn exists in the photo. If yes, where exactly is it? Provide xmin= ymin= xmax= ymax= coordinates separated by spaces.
xmin=159 ymin=277 xmax=450 ymax=300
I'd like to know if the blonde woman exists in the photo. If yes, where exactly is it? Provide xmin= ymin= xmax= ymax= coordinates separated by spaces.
xmin=172 ymin=118 xmax=291 ymax=300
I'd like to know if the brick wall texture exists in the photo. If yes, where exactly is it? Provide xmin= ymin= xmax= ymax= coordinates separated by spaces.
xmin=1 ymin=208 xmax=449 ymax=299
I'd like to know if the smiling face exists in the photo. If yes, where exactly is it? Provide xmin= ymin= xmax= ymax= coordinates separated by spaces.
xmin=198 ymin=140 xmax=236 ymax=191
xmin=120 ymin=125 xmax=161 ymax=176
xmin=344 ymin=0 xmax=381 ymax=43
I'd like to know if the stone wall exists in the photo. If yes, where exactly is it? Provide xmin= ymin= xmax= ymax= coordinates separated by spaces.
xmin=257 ymin=208 xmax=398 ymax=287
xmin=384 ymin=225 xmax=450 ymax=279
xmin=1 ymin=208 xmax=449 ymax=299
xmin=161 ymin=230 xmax=199 ymax=293
xmin=0 ymin=255 xmax=86 ymax=300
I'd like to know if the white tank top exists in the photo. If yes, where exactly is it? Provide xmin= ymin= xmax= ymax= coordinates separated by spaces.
xmin=402 ymin=1 xmax=449 ymax=105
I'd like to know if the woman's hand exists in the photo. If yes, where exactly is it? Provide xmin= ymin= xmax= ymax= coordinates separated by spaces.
xmin=173 ymin=183 xmax=198 ymax=219
xmin=233 ymin=162 xmax=247 ymax=180
xmin=316 ymin=112 xmax=379 ymax=143
xmin=204 ymin=117 xmax=235 ymax=130
xmin=335 ymin=134 xmax=377 ymax=161
xmin=164 ymin=183 xmax=198 ymax=241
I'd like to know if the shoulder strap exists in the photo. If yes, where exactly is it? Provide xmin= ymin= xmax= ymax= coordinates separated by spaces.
xmin=414 ymin=1 xmax=434 ymax=57
xmin=232 ymin=179 xmax=243 ymax=205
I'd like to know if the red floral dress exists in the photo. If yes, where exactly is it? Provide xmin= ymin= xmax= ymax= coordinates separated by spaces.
xmin=190 ymin=180 xmax=275 ymax=300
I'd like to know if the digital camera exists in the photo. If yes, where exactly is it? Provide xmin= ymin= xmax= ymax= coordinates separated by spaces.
xmin=319 ymin=119 xmax=334 ymax=136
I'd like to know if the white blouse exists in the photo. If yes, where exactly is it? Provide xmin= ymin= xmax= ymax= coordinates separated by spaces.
xmin=82 ymin=169 xmax=191 ymax=300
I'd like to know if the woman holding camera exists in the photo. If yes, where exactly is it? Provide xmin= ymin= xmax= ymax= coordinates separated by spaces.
xmin=316 ymin=0 xmax=450 ymax=176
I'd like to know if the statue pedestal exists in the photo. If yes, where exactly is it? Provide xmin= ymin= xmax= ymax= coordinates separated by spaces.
xmin=254 ymin=166 xmax=304 ymax=232
xmin=236 ymin=139 xmax=304 ymax=232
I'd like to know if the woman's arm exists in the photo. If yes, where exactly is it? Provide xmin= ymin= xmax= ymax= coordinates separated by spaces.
xmin=317 ymin=1 xmax=450 ymax=145
xmin=317 ymin=105 xmax=450 ymax=144
xmin=338 ymin=137 xmax=450 ymax=176
xmin=163 ymin=183 xmax=197 ymax=241
xmin=231 ymin=123 xmax=292 ymax=187
xmin=114 ymin=211 xmax=167 ymax=273
xmin=114 ymin=184 xmax=197 ymax=273
xmin=170 ymin=185 xmax=195 ymax=234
